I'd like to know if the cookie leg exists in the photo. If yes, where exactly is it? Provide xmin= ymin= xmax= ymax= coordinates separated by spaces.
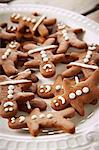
xmin=57 ymin=40 xmax=69 ymax=54
xmin=24 ymin=60 xmax=40 ymax=68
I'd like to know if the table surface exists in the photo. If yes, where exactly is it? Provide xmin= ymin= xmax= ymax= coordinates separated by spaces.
xmin=0 ymin=0 xmax=99 ymax=23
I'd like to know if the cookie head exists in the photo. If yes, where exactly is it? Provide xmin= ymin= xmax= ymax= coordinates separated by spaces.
xmin=37 ymin=84 xmax=54 ymax=98
xmin=51 ymin=95 xmax=69 ymax=111
xmin=40 ymin=62 xmax=56 ymax=78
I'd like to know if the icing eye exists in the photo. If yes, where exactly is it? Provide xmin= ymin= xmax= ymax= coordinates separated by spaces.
xmin=55 ymin=85 xmax=61 ymax=91
xmin=19 ymin=116 xmax=25 ymax=123
xmin=39 ymin=114 xmax=45 ymax=119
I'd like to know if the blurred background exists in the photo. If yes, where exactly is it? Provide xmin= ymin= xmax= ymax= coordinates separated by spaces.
xmin=0 ymin=0 xmax=99 ymax=22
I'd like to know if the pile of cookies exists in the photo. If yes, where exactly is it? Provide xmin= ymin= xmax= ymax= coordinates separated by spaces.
xmin=0 ymin=12 xmax=99 ymax=137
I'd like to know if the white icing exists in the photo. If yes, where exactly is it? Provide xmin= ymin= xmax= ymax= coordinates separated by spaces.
xmin=26 ymin=17 xmax=31 ymax=22
xmin=11 ymin=117 xmax=16 ymax=123
xmin=55 ymin=85 xmax=61 ymax=91
xmin=41 ymin=53 xmax=47 ymax=58
xmin=43 ymin=64 xmax=52 ymax=70
xmin=4 ymin=108 xmax=9 ymax=112
xmin=22 ymin=16 xmax=27 ymax=21
xmin=43 ymin=57 xmax=49 ymax=62
xmin=19 ymin=116 xmax=25 ymax=123
xmin=40 ymin=89 xmax=44 ymax=93
xmin=40 ymin=50 xmax=46 ymax=55
xmin=40 ymin=85 xmax=44 ymax=88
xmin=0 ymin=79 xmax=31 ymax=86
xmin=75 ymin=76 xmax=79 ymax=84
xmin=31 ymin=18 xmax=36 ymax=23
xmin=28 ymin=45 xmax=57 ymax=55
xmin=26 ymin=101 xmax=31 ymax=110
xmin=87 ymin=51 xmax=92 ymax=56
xmin=55 ymin=102 xmax=59 ymax=106
xmin=45 ymin=85 xmax=51 ymax=93
xmin=11 ymin=13 xmax=17 ymax=18
xmin=15 ymin=14 xmax=20 ymax=20
xmin=32 ymin=15 xmax=46 ymax=32
xmin=82 ymin=87 xmax=90 ymax=94
xmin=7 ymin=94 xmax=13 ymax=99
xmin=1 ymin=55 xmax=7 ymax=60
xmin=9 ymin=43 xmax=16 ymax=49
xmin=9 ymin=107 xmax=14 ymax=112
xmin=69 ymin=62 xmax=98 ymax=70
xmin=58 ymin=96 xmax=65 ymax=104
xmin=58 ymin=25 xmax=65 ymax=30
xmin=31 ymin=115 xmax=37 ymax=120
xmin=69 ymin=92 xmax=76 ymax=99
xmin=76 ymin=90 xmax=82 ymax=96
xmin=83 ymin=58 xmax=89 ymax=63
xmin=53 ymin=99 xmax=57 ymax=103
xmin=47 ymin=113 xmax=53 ymax=119
xmin=39 ymin=114 xmax=45 ymax=119
xmin=8 ymin=85 xmax=15 ymax=90
xmin=8 ymin=89 xmax=14 ymax=95
xmin=4 ymin=101 xmax=14 ymax=107
xmin=88 ymin=46 xmax=96 ymax=51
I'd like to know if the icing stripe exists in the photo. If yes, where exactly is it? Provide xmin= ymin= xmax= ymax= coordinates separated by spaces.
xmin=69 ymin=62 xmax=98 ymax=70
xmin=75 ymin=76 xmax=79 ymax=84
xmin=0 ymin=79 xmax=31 ymax=85
xmin=32 ymin=15 xmax=46 ymax=32
xmin=28 ymin=45 xmax=57 ymax=55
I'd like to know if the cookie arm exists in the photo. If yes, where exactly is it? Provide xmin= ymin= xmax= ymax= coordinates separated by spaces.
xmin=38 ymin=23 xmax=49 ymax=37
xmin=57 ymin=40 xmax=69 ymax=54
xmin=18 ymin=51 xmax=28 ymax=58
xmin=14 ymin=92 xmax=34 ymax=102
xmin=62 ymin=66 xmax=81 ymax=78
xmin=52 ymin=53 xmax=66 ymax=64
xmin=24 ymin=60 xmax=40 ymax=68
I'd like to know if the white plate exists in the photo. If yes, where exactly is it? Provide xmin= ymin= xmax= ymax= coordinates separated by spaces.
xmin=0 ymin=4 xmax=99 ymax=150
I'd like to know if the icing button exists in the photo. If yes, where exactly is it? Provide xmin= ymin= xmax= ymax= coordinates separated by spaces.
xmin=31 ymin=115 xmax=37 ymax=120
xmin=55 ymin=85 xmax=61 ymax=91
xmin=7 ymin=94 xmax=13 ymax=99
xmin=76 ymin=90 xmax=82 ymax=96
xmin=69 ymin=92 xmax=76 ymax=99
xmin=83 ymin=58 xmax=89 ymax=63
xmin=82 ymin=87 xmax=90 ymax=94
xmin=8 ymin=85 xmax=14 ymax=90
xmin=47 ymin=114 xmax=53 ymax=119
xmin=43 ymin=57 xmax=48 ymax=62
xmin=9 ymin=107 xmax=13 ymax=112
xmin=8 ymin=89 xmax=14 ymax=95
xmin=4 ymin=108 xmax=9 ymax=112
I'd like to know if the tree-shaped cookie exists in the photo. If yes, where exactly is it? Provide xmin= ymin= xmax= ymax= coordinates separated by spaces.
xmin=24 ymin=38 xmax=67 ymax=78
xmin=8 ymin=107 xmax=75 ymax=136
xmin=51 ymin=69 xmax=99 ymax=116
xmin=0 ymin=41 xmax=28 ymax=76
xmin=0 ymin=75 xmax=34 ymax=118
xmin=50 ymin=23 xmax=87 ymax=53
xmin=62 ymin=44 xmax=99 ymax=78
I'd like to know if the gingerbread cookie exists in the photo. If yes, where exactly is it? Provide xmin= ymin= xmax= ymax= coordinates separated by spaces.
xmin=24 ymin=38 xmax=67 ymax=78
xmin=0 ymin=75 xmax=34 ymax=118
xmin=37 ymin=75 xmax=64 ymax=98
xmin=50 ymin=23 xmax=87 ymax=53
xmin=8 ymin=107 xmax=75 ymax=136
xmin=0 ymin=41 xmax=28 ymax=76
xmin=62 ymin=44 xmax=99 ymax=78
xmin=0 ymin=27 xmax=16 ymax=41
xmin=51 ymin=69 xmax=99 ymax=116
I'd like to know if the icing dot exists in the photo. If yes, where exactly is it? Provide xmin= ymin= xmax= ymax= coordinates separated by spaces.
xmin=83 ymin=58 xmax=89 ymax=63
xmin=62 ymin=29 xmax=66 ymax=34
xmin=31 ymin=18 xmax=36 ymax=23
xmin=9 ymin=107 xmax=13 ymax=112
xmin=55 ymin=85 xmax=61 ymax=91
xmin=41 ymin=53 xmax=47 ymax=58
xmin=1 ymin=55 xmax=7 ymax=60
xmin=40 ymin=50 xmax=46 ymax=54
xmin=8 ymin=85 xmax=14 ymax=90
xmin=15 ymin=14 xmax=20 ymax=20
xmin=85 ymin=54 xmax=91 ymax=59
xmin=22 ymin=16 xmax=27 ymax=21
xmin=26 ymin=17 xmax=31 ymax=22
xmin=40 ymin=89 xmax=44 ymax=93
xmin=19 ymin=116 xmax=25 ymax=123
xmin=87 ymin=51 xmax=92 ymax=55
xmin=11 ymin=117 xmax=15 ymax=123
xmin=55 ymin=102 xmax=59 ymax=106
xmin=39 ymin=114 xmax=45 ymax=119
xmin=4 ymin=108 xmax=9 ymax=112
xmin=76 ymin=90 xmax=82 ymax=96
xmin=47 ymin=114 xmax=53 ymax=119
xmin=82 ymin=87 xmax=90 ymax=94
xmin=69 ymin=92 xmax=76 ymax=99
xmin=8 ymin=89 xmax=14 ymax=95
xmin=53 ymin=99 xmax=57 ymax=103
xmin=43 ymin=57 xmax=48 ymax=62
xmin=64 ymin=36 xmax=69 ymax=41
xmin=31 ymin=115 xmax=37 ymax=120
xmin=7 ymin=94 xmax=13 ymax=99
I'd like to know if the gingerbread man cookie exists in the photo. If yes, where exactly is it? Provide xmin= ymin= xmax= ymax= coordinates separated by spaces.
xmin=51 ymin=69 xmax=99 ymax=116
xmin=37 ymin=75 xmax=64 ymax=98
xmin=50 ymin=23 xmax=87 ymax=54
xmin=24 ymin=38 xmax=67 ymax=78
xmin=0 ymin=41 xmax=28 ymax=76
xmin=0 ymin=75 xmax=34 ymax=118
xmin=62 ymin=44 xmax=99 ymax=78
xmin=8 ymin=107 xmax=75 ymax=136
